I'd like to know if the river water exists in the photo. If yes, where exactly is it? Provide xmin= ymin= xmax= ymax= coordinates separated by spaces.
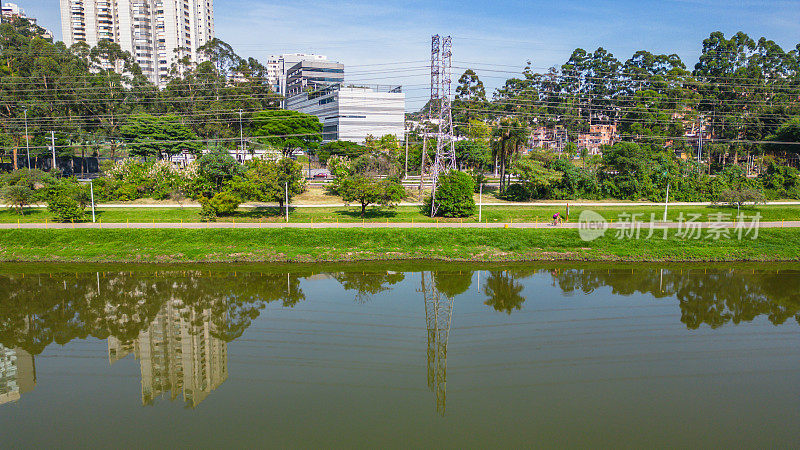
xmin=0 ymin=263 xmax=798 ymax=447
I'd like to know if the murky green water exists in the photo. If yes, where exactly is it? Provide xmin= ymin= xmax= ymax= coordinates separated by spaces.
xmin=0 ymin=263 xmax=799 ymax=448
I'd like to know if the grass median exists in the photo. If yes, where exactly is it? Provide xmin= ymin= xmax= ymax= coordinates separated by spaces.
xmin=2 ymin=204 xmax=800 ymax=224
xmin=0 ymin=228 xmax=798 ymax=263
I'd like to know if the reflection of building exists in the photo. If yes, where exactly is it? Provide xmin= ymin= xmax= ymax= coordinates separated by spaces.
xmin=108 ymin=299 xmax=228 ymax=408
xmin=0 ymin=345 xmax=36 ymax=405
xmin=420 ymin=273 xmax=454 ymax=416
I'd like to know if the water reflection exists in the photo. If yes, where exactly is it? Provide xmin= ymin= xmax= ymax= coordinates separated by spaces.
xmin=108 ymin=299 xmax=228 ymax=408
xmin=0 ymin=345 xmax=36 ymax=405
xmin=0 ymin=266 xmax=798 ymax=414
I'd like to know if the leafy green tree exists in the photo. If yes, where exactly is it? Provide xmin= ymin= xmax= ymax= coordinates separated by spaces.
xmin=318 ymin=141 xmax=367 ymax=165
xmin=455 ymin=139 xmax=491 ymax=171
xmin=234 ymin=157 xmax=305 ymax=215
xmin=1 ymin=185 xmax=33 ymax=214
xmin=766 ymin=117 xmax=800 ymax=160
xmin=509 ymin=158 xmax=563 ymax=200
xmin=191 ymin=150 xmax=245 ymax=198
xmin=252 ymin=110 xmax=322 ymax=158
xmin=424 ymin=170 xmax=476 ymax=217
xmin=120 ymin=114 xmax=202 ymax=159
xmin=339 ymin=174 xmax=405 ymax=217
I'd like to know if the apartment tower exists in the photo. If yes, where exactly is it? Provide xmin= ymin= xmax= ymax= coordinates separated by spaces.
xmin=59 ymin=0 xmax=215 ymax=85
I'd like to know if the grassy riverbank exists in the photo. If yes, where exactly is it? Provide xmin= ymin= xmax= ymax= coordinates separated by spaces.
xmin=1 ymin=228 xmax=798 ymax=263
xmin=2 ymin=204 xmax=800 ymax=224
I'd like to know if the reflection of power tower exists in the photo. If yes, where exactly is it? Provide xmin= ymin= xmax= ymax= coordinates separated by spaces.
xmin=429 ymin=35 xmax=457 ymax=217
xmin=420 ymin=272 xmax=454 ymax=415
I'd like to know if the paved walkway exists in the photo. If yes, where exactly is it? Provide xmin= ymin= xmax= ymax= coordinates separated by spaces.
xmin=3 ymin=221 xmax=799 ymax=230
xmin=4 ymin=201 xmax=800 ymax=209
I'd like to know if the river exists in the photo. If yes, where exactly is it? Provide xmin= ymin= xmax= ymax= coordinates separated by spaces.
xmin=0 ymin=263 xmax=798 ymax=447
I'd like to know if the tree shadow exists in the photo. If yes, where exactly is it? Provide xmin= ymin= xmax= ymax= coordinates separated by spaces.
xmin=339 ymin=208 xmax=399 ymax=219
xmin=236 ymin=207 xmax=287 ymax=219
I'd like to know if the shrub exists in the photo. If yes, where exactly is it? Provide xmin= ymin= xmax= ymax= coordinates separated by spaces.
xmin=717 ymin=188 xmax=765 ymax=213
xmin=1 ymin=185 xmax=34 ymax=214
xmin=500 ymin=183 xmax=530 ymax=202
xmin=47 ymin=194 xmax=85 ymax=222
xmin=423 ymin=170 xmax=476 ymax=217
xmin=199 ymin=191 xmax=241 ymax=220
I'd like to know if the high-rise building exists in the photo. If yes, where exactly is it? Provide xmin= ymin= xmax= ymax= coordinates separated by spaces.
xmin=59 ymin=0 xmax=215 ymax=86
xmin=266 ymin=53 xmax=328 ymax=97
xmin=108 ymin=298 xmax=228 ymax=408
xmin=286 ymin=84 xmax=406 ymax=144
xmin=1 ymin=2 xmax=53 ymax=38
xmin=0 ymin=345 xmax=36 ymax=406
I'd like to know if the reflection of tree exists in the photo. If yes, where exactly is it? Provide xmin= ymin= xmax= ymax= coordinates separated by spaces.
xmin=551 ymin=268 xmax=800 ymax=329
xmin=420 ymin=272 xmax=454 ymax=416
xmin=332 ymin=271 xmax=405 ymax=303
xmin=433 ymin=271 xmax=472 ymax=299
xmin=0 ymin=271 xmax=309 ymax=356
xmin=483 ymin=271 xmax=526 ymax=314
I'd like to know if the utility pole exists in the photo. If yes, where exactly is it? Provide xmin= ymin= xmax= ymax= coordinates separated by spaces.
xmin=90 ymin=180 xmax=96 ymax=223
xmin=697 ymin=116 xmax=703 ymax=174
xmin=238 ymin=109 xmax=244 ymax=161
xmin=50 ymin=131 xmax=57 ymax=173
xmin=663 ymin=181 xmax=670 ymax=223
xmin=404 ymin=126 xmax=409 ymax=178
xmin=478 ymin=182 xmax=483 ymax=223
xmin=285 ymin=182 xmax=289 ymax=223
xmin=24 ymin=109 xmax=30 ymax=169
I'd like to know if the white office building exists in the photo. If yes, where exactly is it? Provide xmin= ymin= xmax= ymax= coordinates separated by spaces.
xmin=286 ymin=84 xmax=406 ymax=144
xmin=59 ymin=0 xmax=215 ymax=86
xmin=265 ymin=53 xmax=328 ymax=97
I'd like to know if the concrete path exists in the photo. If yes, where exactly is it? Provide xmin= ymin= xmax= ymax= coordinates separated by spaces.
xmin=4 ymin=201 xmax=800 ymax=209
xmin=3 ymin=221 xmax=799 ymax=230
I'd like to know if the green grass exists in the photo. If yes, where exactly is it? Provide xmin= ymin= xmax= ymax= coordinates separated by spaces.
xmin=2 ymin=204 xmax=799 ymax=224
xmin=1 ymin=228 xmax=798 ymax=263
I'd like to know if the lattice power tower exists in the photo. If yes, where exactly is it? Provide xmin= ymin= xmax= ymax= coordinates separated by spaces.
xmin=420 ymin=272 xmax=454 ymax=416
xmin=428 ymin=35 xmax=457 ymax=217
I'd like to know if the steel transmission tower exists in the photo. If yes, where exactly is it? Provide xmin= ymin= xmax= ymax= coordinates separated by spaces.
xmin=428 ymin=35 xmax=457 ymax=217
xmin=420 ymin=272 xmax=454 ymax=416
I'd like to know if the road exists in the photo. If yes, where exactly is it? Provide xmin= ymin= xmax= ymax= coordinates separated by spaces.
xmin=3 ymin=221 xmax=799 ymax=230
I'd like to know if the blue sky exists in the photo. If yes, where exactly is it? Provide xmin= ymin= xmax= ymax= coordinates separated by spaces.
xmin=16 ymin=0 xmax=800 ymax=109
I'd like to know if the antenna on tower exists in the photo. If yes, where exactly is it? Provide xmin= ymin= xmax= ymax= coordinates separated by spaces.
xmin=428 ymin=35 xmax=457 ymax=217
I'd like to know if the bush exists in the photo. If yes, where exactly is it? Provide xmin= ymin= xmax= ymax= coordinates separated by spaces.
xmin=500 ymin=183 xmax=530 ymax=202
xmin=48 ymin=194 xmax=85 ymax=222
xmin=199 ymin=191 xmax=241 ymax=220
xmin=1 ymin=185 xmax=34 ymax=214
xmin=423 ymin=170 xmax=476 ymax=217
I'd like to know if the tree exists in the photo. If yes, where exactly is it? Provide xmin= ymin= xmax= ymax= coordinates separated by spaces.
xmin=455 ymin=139 xmax=491 ymax=171
xmin=234 ymin=157 xmax=305 ymax=216
xmin=339 ymin=174 xmax=405 ymax=217
xmin=191 ymin=150 xmax=245 ymax=198
xmin=1 ymin=185 xmax=33 ymax=214
xmin=365 ymin=134 xmax=401 ymax=156
xmin=120 ymin=114 xmax=202 ymax=159
xmin=424 ymin=170 xmax=476 ymax=217
xmin=318 ymin=141 xmax=367 ymax=165
xmin=766 ymin=117 xmax=800 ymax=161
xmin=510 ymin=158 xmax=563 ymax=200
xmin=492 ymin=118 xmax=529 ymax=192
xmin=252 ymin=110 xmax=322 ymax=158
